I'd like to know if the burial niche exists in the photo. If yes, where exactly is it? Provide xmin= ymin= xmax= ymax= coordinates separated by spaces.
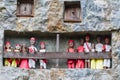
xmin=17 ymin=0 xmax=34 ymax=17
xmin=3 ymin=31 xmax=112 ymax=69
xmin=64 ymin=1 xmax=81 ymax=22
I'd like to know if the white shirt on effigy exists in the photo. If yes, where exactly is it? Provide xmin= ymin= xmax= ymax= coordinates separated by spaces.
xmin=39 ymin=49 xmax=46 ymax=53
xmin=39 ymin=49 xmax=46 ymax=68
xmin=105 ymin=45 xmax=111 ymax=52
xmin=84 ymin=42 xmax=92 ymax=52
xmin=95 ymin=43 xmax=103 ymax=52
xmin=6 ymin=49 xmax=12 ymax=52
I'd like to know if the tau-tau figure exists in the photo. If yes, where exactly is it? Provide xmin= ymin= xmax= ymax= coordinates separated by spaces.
xmin=95 ymin=36 xmax=104 ymax=69
xmin=84 ymin=34 xmax=91 ymax=68
xmin=20 ymin=44 xmax=29 ymax=69
xmin=91 ymin=43 xmax=96 ymax=69
xmin=67 ymin=40 xmax=76 ymax=68
xmin=28 ymin=37 xmax=38 ymax=69
xmin=39 ymin=42 xmax=47 ymax=69
xmin=103 ymin=37 xmax=111 ymax=69
xmin=76 ymin=38 xmax=85 ymax=68
xmin=11 ymin=44 xmax=21 ymax=67
xmin=4 ymin=41 xmax=13 ymax=66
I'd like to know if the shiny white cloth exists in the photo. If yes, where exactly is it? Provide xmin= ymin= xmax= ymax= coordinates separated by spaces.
xmin=103 ymin=44 xmax=111 ymax=67
xmin=84 ymin=42 xmax=92 ymax=52
xmin=29 ymin=59 xmax=35 ymax=68
xmin=28 ymin=46 xmax=37 ymax=68
xmin=39 ymin=49 xmax=46 ymax=69
xmin=95 ymin=43 xmax=103 ymax=52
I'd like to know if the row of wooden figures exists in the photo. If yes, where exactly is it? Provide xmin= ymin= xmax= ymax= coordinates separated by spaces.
xmin=4 ymin=35 xmax=111 ymax=69
xmin=4 ymin=37 xmax=47 ymax=69
xmin=67 ymin=35 xmax=111 ymax=69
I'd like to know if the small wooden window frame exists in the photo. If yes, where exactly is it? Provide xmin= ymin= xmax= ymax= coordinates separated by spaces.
xmin=16 ymin=0 xmax=34 ymax=17
xmin=64 ymin=1 xmax=81 ymax=23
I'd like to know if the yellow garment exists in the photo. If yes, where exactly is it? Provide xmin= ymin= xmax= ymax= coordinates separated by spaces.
xmin=96 ymin=59 xmax=103 ymax=69
xmin=11 ymin=59 xmax=17 ymax=67
xmin=4 ymin=59 xmax=11 ymax=66
xmin=91 ymin=59 xmax=96 ymax=69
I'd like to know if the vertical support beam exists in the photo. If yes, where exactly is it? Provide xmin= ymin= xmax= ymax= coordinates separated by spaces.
xmin=0 ymin=30 xmax=4 ymax=67
xmin=2 ymin=30 xmax=4 ymax=67
xmin=56 ymin=34 xmax=60 ymax=68
xmin=56 ymin=34 xmax=59 ymax=52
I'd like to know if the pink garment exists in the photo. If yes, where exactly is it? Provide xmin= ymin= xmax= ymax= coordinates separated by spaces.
xmin=20 ymin=59 xmax=29 ymax=69
xmin=67 ymin=48 xmax=75 ymax=68
xmin=67 ymin=48 xmax=75 ymax=63
xmin=77 ymin=46 xmax=84 ymax=52
xmin=76 ymin=46 xmax=85 ymax=68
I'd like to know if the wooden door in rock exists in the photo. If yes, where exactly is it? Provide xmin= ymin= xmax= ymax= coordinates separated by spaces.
xmin=17 ymin=0 xmax=34 ymax=17
xmin=64 ymin=1 xmax=81 ymax=22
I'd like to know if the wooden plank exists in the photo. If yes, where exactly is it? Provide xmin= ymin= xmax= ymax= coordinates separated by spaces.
xmin=3 ymin=52 xmax=112 ymax=59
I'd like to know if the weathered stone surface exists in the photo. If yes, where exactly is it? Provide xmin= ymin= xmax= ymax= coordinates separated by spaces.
xmin=0 ymin=0 xmax=120 ymax=32
xmin=0 ymin=30 xmax=4 ymax=67
xmin=0 ymin=0 xmax=120 ymax=80
xmin=0 ymin=67 xmax=29 ymax=80
xmin=0 ymin=68 xmax=120 ymax=80
xmin=0 ymin=67 xmax=52 ymax=80
xmin=29 ymin=69 xmax=51 ymax=80
xmin=112 ymin=31 xmax=120 ymax=69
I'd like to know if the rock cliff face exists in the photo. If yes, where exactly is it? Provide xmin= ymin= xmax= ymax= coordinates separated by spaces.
xmin=0 ymin=0 xmax=120 ymax=80
xmin=0 ymin=67 xmax=120 ymax=80
xmin=0 ymin=0 xmax=120 ymax=32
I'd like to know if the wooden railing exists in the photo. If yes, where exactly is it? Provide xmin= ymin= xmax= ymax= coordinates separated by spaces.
xmin=3 ymin=52 xmax=112 ymax=59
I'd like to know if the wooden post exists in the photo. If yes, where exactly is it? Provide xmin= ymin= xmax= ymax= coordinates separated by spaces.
xmin=56 ymin=34 xmax=60 ymax=68
xmin=2 ymin=30 xmax=4 ymax=67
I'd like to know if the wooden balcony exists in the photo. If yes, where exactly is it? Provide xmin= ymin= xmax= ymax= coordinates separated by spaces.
xmin=3 ymin=52 xmax=112 ymax=59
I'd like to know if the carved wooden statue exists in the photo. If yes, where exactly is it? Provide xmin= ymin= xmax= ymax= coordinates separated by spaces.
xmin=4 ymin=41 xmax=13 ymax=66
xmin=39 ymin=42 xmax=47 ymax=69
xmin=67 ymin=40 xmax=76 ymax=68
xmin=95 ymin=36 xmax=104 ymax=69
xmin=84 ymin=34 xmax=91 ymax=68
xmin=76 ymin=38 xmax=85 ymax=68
xmin=28 ymin=37 xmax=37 ymax=69
xmin=20 ymin=44 xmax=29 ymax=69
xmin=103 ymin=37 xmax=111 ymax=69
xmin=11 ymin=44 xmax=21 ymax=67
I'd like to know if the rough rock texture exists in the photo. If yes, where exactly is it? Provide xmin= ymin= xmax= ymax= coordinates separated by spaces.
xmin=0 ymin=30 xmax=4 ymax=67
xmin=0 ymin=67 xmax=51 ymax=80
xmin=112 ymin=31 xmax=120 ymax=69
xmin=0 ymin=67 xmax=120 ymax=80
xmin=0 ymin=0 xmax=120 ymax=32
xmin=0 ymin=0 xmax=120 ymax=80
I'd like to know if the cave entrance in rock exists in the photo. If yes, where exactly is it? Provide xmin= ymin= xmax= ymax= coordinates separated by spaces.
xmin=3 ymin=30 xmax=112 ymax=69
